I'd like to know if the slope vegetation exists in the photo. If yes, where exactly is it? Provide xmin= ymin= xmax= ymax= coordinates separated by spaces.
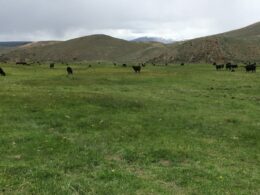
xmin=156 ymin=22 xmax=260 ymax=63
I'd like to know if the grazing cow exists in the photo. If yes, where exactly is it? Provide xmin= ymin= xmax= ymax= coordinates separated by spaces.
xmin=16 ymin=61 xmax=28 ymax=65
xmin=50 ymin=63 xmax=55 ymax=69
xmin=67 ymin=67 xmax=73 ymax=75
xmin=113 ymin=63 xmax=117 ymax=66
xmin=132 ymin=66 xmax=141 ymax=73
xmin=181 ymin=63 xmax=185 ymax=66
xmin=245 ymin=63 xmax=256 ymax=72
xmin=0 ymin=67 xmax=6 ymax=76
xmin=226 ymin=63 xmax=232 ymax=70
xmin=89 ymin=65 xmax=92 ymax=68
xmin=231 ymin=64 xmax=238 ymax=69
xmin=141 ymin=63 xmax=146 ymax=67
xmin=122 ymin=64 xmax=127 ymax=67
xmin=216 ymin=64 xmax=224 ymax=70
xmin=226 ymin=63 xmax=238 ymax=71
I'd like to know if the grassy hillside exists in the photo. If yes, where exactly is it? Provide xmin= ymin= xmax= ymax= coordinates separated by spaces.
xmin=150 ymin=22 xmax=260 ymax=63
xmin=0 ymin=63 xmax=259 ymax=194
xmin=153 ymin=36 xmax=260 ymax=63
xmin=0 ymin=48 xmax=13 ymax=55
xmin=220 ymin=22 xmax=260 ymax=39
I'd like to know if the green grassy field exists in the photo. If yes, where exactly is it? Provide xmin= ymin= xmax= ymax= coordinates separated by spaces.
xmin=0 ymin=63 xmax=259 ymax=194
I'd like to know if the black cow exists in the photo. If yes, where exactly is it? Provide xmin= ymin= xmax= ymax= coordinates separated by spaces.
xmin=226 ymin=63 xmax=232 ymax=70
xmin=245 ymin=63 xmax=256 ymax=72
xmin=16 ymin=62 xmax=28 ymax=65
xmin=89 ymin=65 xmax=92 ymax=68
xmin=132 ymin=66 xmax=141 ymax=73
xmin=226 ymin=63 xmax=238 ymax=71
xmin=122 ymin=64 xmax=127 ymax=67
xmin=50 ymin=63 xmax=55 ymax=69
xmin=67 ymin=67 xmax=73 ymax=75
xmin=181 ymin=63 xmax=185 ymax=66
xmin=0 ymin=67 xmax=6 ymax=76
xmin=216 ymin=64 xmax=224 ymax=70
xmin=231 ymin=64 xmax=238 ymax=69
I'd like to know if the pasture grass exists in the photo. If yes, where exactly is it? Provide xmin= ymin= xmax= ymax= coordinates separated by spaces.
xmin=0 ymin=63 xmax=259 ymax=194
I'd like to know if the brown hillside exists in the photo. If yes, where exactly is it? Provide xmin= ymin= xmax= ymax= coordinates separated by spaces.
xmin=1 ymin=35 xmax=166 ymax=63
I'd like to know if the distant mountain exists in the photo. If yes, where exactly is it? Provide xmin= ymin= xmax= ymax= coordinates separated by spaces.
xmin=0 ymin=42 xmax=32 ymax=55
xmin=0 ymin=42 xmax=31 ymax=48
xmin=131 ymin=37 xmax=175 ymax=44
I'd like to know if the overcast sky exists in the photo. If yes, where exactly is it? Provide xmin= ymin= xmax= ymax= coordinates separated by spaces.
xmin=0 ymin=0 xmax=260 ymax=41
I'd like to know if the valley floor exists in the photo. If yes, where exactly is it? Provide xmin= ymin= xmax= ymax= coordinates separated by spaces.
xmin=0 ymin=63 xmax=259 ymax=194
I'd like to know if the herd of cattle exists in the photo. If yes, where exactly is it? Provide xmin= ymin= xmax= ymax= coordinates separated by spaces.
xmin=0 ymin=62 xmax=145 ymax=76
xmin=0 ymin=63 xmax=74 ymax=77
xmin=0 ymin=61 xmax=258 ymax=77
xmin=213 ymin=62 xmax=257 ymax=72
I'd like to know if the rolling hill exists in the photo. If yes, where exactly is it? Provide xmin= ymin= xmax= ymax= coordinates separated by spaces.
xmin=152 ymin=22 xmax=260 ymax=64
xmin=219 ymin=21 xmax=260 ymax=39
xmin=0 ymin=35 xmax=166 ymax=63
xmin=1 ymin=22 xmax=260 ymax=63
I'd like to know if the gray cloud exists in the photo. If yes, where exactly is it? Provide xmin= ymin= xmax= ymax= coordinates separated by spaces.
xmin=0 ymin=0 xmax=260 ymax=41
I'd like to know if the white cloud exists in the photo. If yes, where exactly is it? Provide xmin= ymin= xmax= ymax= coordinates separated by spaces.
xmin=0 ymin=0 xmax=259 ymax=41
